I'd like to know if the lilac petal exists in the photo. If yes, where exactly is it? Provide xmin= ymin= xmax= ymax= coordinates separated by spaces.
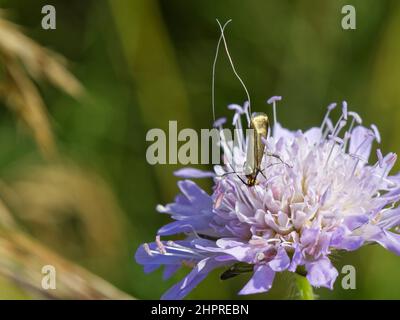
xmin=378 ymin=207 xmax=400 ymax=229
xmin=300 ymin=228 xmax=319 ymax=246
xmin=264 ymin=211 xmax=284 ymax=233
xmin=373 ymin=153 xmax=397 ymax=179
xmin=288 ymin=244 xmax=303 ymax=272
xmin=380 ymin=187 xmax=400 ymax=206
xmin=267 ymin=96 xmax=282 ymax=104
xmin=368 ymin=227 xmax=400 ymax=255
xmin=215 ymin=255 xmax=237 ymax=262
xmin=238 ymin=265 xmax=275 ymax=295
xmin=178 ymin=180 xmax=212 ymax=205
xmin=376 ymin=149 xmax=384 ymax=167
xmin=349 ymin=126 xmax=374 ymax=162
xmin=161 ymin=258 xmax=224 ymax=300
xmin=158 ymin=221 xmax=201 ymax=236
xmin=192 ymin=239 xmax=250 ymax=262
xmin=269 ymin=247 xmax=290 ymax=272
xmin=386 ymin=153 xmax=398 ymax=170
xmin=157 ymin=181 xmax=213 ymax=217
xmin=156 ymin=180 xmax=214 ymax=235
xmin=216 ymin=238 xmax=247 ymax=249
xmin=273 ymin=122 xmax=294 ymax=140
xmin=190 ymin=238 xmax=220 ymax=249
xmin=381 ymin=231 xmax=400 ymax=255
xmin=313 ymin=231 xmax=331 ymax=257
xmin=174 ymin=168 xmax=215 ymax=179
xmin=144 ymin=264 xmax=160 ymax=274
xmin=343 ymin=215 xmax=369 ymax=230
xmin=331 ymin=227 xmax=364 ymax=251
xmin=339 ymin=237 xmax=364 ymax=251
xmin=135 ymin=241 xmax=201 ymax=266
xmin=220 ymin=245 xmax=253 ymax=263
xmin=195 ymin=238 xmax=253 ymax=262
xmin=163 ymin=265 xmax=181 ymax=280
xmin=371 ymin=199 xmax=397 ymax=215
xmin=304 ymin=127 xmax=322 ymax=145
xmin=305 ymin=257 xmax=338 ymax=289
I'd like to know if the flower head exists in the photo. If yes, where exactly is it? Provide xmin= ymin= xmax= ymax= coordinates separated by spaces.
xmin=135 ymin=99 xmax=400 ymax=299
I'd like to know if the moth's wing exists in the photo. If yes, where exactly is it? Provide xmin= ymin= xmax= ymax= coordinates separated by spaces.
xmin=255 ymin=129 xmax=267 ymax=169
xmin=244 ymin=128 xmax=256 ymax=175
xmin=252 ymin=114 xmax=269 ymax=169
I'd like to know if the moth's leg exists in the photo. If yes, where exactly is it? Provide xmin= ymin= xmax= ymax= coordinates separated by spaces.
xmin=265 ymin=162 xmax=286 ymax=169
xmin=258 ymin=168 xmax=267 ymax=180
xmin=237 ymin=174 xmax=250 ymax=186
xmin=265 ymin=152 xmax=292 ymax=168
xmin=258 ymin=162 xmax=286 ymax=180
xmin=220 ymin=171 xmax=246 ymax=177
xmin=220 ymin=172 xmax=250 ymax=186
xmin=218 ymin=164 xmax=250 ymax=186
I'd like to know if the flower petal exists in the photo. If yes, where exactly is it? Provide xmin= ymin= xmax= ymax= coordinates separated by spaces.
xmin=238 ymin=265 xmax=275 ymax=295
xmin=174 ymin=168 xmax=215 ymax=179
xmin=156 ymin=180 xmax=214 ymax=235
xmin=288 ymin=244 xmax=303 ymax=272
xmin=304 ymin=127 xmax=322 ymax=146
xmin=306 ymin=257 xmax=338 ymax=289
xmin=269 ymin=247 xmax=290 ymax=272
xmin=163 ymin=265 xmax=181 ymax=280
xmin=349 ymin=126 xmax=374 ymax=161
xmin=366 ymin=226 xmax=400 ymax=255
xmin=331 ymin=226 xmax=364 ymax=251
xmin=343 ymin=215 xmax=369 ymax=230
xmin=273 ymin=122 xmax=294 ymax=140
xmin=378 ymin=207 xmax=400 ymax=229
xmin=161 ymin=258 xmax=224 ymax=300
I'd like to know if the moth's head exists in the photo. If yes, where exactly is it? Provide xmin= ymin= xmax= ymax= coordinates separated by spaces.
xmin=250 ymin=112 xmax=269 ymax=132
xmin=245 ymin=175 xmax=257 ymax=186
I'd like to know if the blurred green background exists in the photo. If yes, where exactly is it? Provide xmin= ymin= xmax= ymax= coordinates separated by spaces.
xmin=0 ymin=0 xmax=399 ymax=299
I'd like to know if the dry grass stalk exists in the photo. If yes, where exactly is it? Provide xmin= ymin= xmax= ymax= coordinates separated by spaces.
xmin=0 ymin=164 xmax=127 ymax=261
xmin=0 ymin=228 xmax=132 ymax=299
xmin=0 ymin=176 xmax=132 ymax=299
xmin=0 ymin=11 xmax=83 ymax=158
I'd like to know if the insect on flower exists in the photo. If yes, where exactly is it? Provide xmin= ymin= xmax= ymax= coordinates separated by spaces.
xmin=212 ymin=20 xmax=288 ymax=187
xmin=135 ymin=20 xmax=400 ymax=300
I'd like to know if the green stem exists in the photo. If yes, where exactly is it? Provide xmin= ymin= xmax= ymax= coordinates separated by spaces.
xmin=295 ymin=274 xmax=314 ymax=300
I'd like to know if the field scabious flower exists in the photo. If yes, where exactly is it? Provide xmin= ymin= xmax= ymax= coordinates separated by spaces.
xmin=135 ymin=99 xmax=400 ymax=299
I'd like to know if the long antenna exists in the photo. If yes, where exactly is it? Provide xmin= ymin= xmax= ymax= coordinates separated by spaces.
xmin=212 ymin=20 xmax=231 ymax=123
xmin=215 ymin=19 xmax=252 ymax=119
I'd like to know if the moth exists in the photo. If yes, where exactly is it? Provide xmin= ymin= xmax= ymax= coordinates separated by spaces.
xmin=212 ymin=20 xmax=288 ymax=188
xmin=242 ymin=112 xmax=269 ymax=186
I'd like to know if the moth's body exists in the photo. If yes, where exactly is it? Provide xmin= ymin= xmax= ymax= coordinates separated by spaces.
xmin=243 ymin=112 xmax=269 ymax=186
xmin=212 ymin=20 xmax=275 ymax=187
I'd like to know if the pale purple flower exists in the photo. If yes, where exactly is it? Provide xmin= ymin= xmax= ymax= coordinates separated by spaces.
xmin=135 ymin=99 xmax=400 ymax=299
